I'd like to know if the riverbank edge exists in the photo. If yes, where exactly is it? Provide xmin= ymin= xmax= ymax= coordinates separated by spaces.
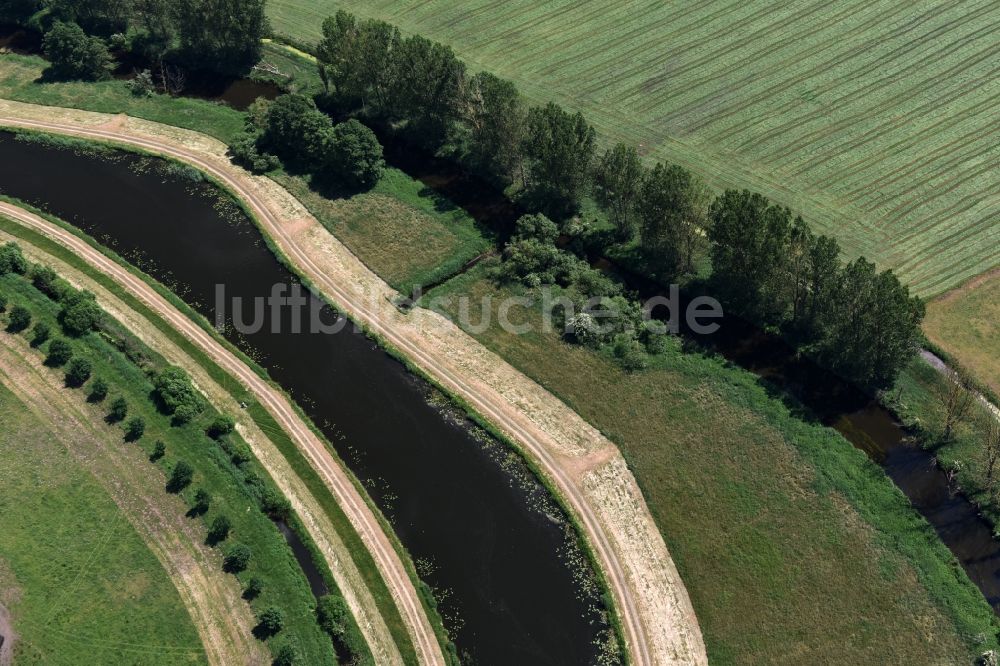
xmin=0 ymin=194 xmax=420 ymax=665
xmin=7 ymin=124 xmax=625 ymax=665
xmin=0 ymin=102 xmax=705 ymax=664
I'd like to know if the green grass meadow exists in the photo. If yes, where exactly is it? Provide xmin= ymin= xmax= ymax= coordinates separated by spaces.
xmin=426 ymin=267 xmax=995 ymax=664
xmin=0 ymin=381 xmax=206 ymax=665
xmin=268 ymin=0 xmax=1000 ymax=297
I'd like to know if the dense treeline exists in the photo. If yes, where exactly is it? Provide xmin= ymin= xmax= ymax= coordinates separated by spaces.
xmin=5 ymin=0 xmax=267 ymax=81
xmin=305 ymin=5 xmax=923 ymax=390
xmin=313 ymin=9 xmax=601 ymax=218
xmin=708 ymin=191 xmax=924 ymax=390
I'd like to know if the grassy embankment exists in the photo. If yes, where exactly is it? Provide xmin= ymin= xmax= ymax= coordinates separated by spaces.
xmin=0 ymin=269 xmax=337 ymax=663
xmin=268 ymin=0 xmax=1000 ymax=297
xmin=0 ymin=200 xmax=432 ymax=664
xmin=0 ymin=50 xmax=490 ymax=296
xmin=424 ymin=265 xmax=996 ymax=664
xmin=0 ymin=381 xmax=205 ymax=664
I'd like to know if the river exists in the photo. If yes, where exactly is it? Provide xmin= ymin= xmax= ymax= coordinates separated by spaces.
xmin=0 ymin=131 xmax=612 ymax=664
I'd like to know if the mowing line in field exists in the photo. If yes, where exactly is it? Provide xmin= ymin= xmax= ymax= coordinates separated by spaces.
xmin=752 ymin=32 xmax=1000 ymax=162
xmin=892 ymin=189 xmax=1000 ymax=252
xmin=689 ymin=1 xmax=983 ymax=140
xmin=596 ymin=1 xmax=788 ymax=103
xmin=630 ymin=0 xmax=836 ymax=108
xmin=843 ymin=119 xmax=998 ymax=203
xmin=879 ymin=150 xmax=1000 ymax=227
xmin=795 ymin=88 xmax=1000 ymax=183
xmin=637 ymin=0 xmax=888 ymax=123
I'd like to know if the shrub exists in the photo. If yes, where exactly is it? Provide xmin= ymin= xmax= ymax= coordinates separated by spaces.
xmin=207 ymin=515 xmax=231 ymax=544
xmin=7 ymin=305 xmax=31 ymax=332
xmin=259 ymin=93 xmax=332 ymax=167
xmin=151 ymin=440 xmax=166 ymax=461
xmin=206 ymin=414 xmax=235 ymax=439
xmin=613 ymin=334 xmax=648 ymax=373
xmin=59 ymin=290 xmax=103 ymax=336
xmin=224 ymin=543 xmax=251 ymax=573
xmin=513 ymin=213 xmax=559 ymax=244
xmin=272 ymin=643 xmax=299 ymax=666
xmin=126 ymin=69 xmax=155 ymax=97
xmin=153 ymin=366 xmax=204 ymax=422
xmin=260 ymin=487 xmax=290 ymax=519
xmin=31 ymin=265 xmax=67 ymax=300
xmin=124 ymin=416 xmax=145 ymax=442
xmin=167 ymin=460 xmax=193 ymax=493
xmin=316 ymin=594 xmax=349 ymax=638
xmin=192 ymin=488 xmax=210 ymax=514
xmin=30 ymin=321 xmax=50 ymax=347
xmin=243 ymin=575 xmax=263 ymax=600
xmin=255 ymin=606 xmax=284 ymax=636
xmin=324 ymin=119 xmax=385 ymax=190
xmin=88 ymin=377 xmax=109 ymax=402
xmin=45 ymin=338 xmax=73 ymax=366
xmin=0 ymin=242 xmax=28 ymax=275
xmin=229 ymin=133 xmax=280 ymax=174
xmin=43 ymin=21 xmax=113 ymax=81
xmin=225 ymin=440 xmax=253 ymax=466
xmin=64 ymin=357 xmax=92 ymax=387
xmin=0 ymin=295 xmax=6 ymax=312
xmin=107 ymin=395 xmax=128 ymax=422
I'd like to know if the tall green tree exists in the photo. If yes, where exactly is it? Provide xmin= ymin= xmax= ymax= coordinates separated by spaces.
xmin=800 ymin=232 xmax=841 ymax=339
xmin=815 ymin=258 xmax=924 ymax=391
xmin=707 ymin=189 xmax=793 ymax=323
xmin=43 ymin=22 xmax=113 ymax=81
xmin=390 ymin=35 xmax=466 ymax=148
xmin=637 ymin=162 xmax=693 ymax=274
xmin=522 ymin=102 xmax=595 ymax=218
xmin=316 ymin=10 xmax=361 ymax=99
xmin=0 ymin=242 xmax=28 ymax=275
xmin=323 ymin=119 xmax=385 ymax=190
xmin=0 ymin=0 xmax=42 ymax=26
xmin=462 ymin=71 xmax=527 ymax=185
xmin=130 ymin=0 xmax=176 ymax=64
xmin=49 ymin=0 xmax=130 ymax=37
xmin=316 ymin=15 xmax=399 ymax=113
xmin=259 ymin=94 xmax=333 ymax=168
xmin=593 ymin=143 xmax=643 ymax=240
xmin=173 ymin=0 xmax=265 ymax=75
xmin=59 ymin=290 xmax=103 ymax=336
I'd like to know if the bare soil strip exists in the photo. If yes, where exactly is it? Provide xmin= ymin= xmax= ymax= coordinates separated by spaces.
xmin=0 ymin=206 xmax=408 ymax=666
xmin=0 ymin=335 xmax=267 ymax=665
xmin=0 ymin=100 xmax=707 ymax=665
xmin=0 ymin=603 xmax=15 ymax=666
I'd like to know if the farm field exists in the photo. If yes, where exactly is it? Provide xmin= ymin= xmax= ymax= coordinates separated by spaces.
xmin=268 ymin=0 xmax=1000 ymax=297
xmin=0 ymin=381 xmax=206 ymax=664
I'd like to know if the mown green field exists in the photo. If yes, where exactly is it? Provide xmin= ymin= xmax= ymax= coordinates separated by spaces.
xmin=268 ymin=0 xmax=1000 ymax=296
xmin=0 ymin=382 xmax=205 ymax=664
